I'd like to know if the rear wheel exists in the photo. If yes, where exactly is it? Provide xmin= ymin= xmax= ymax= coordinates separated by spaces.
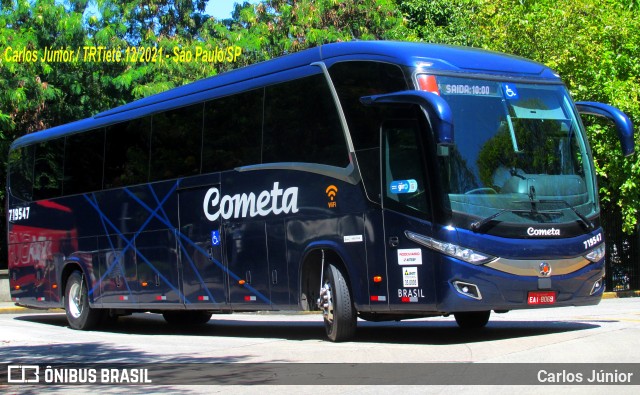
xmin=162 ymin=311 xmax=212 ymax=326
xmin=65 ymin=271 xmax=102 ymax=330
xmin=319 ymin=263 xmax=356 ymax=342
xmin=454 ymin=311 xmax=491 ymax=329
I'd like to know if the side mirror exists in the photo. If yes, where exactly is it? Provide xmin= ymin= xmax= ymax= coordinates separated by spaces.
xmin=360 ymin=90 xmax=454 ymax=145
xmin=576 ymin=101 xmax=634 ymax=156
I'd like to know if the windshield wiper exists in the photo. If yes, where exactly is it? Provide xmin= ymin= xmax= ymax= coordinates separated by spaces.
xmin=471 ymin=199 xmax=594 ymax=233
xmin=470 ymin=208 xmax=532 ymax=232
xmin=537 ymin=198 xmax=594 ymax=230
xmin=471 ymin=209 xmax=507 ymax=232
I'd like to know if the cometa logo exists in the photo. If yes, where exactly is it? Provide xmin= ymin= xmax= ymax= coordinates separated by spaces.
xmin=527 ymin=227 xmax=561 ymax=237
xmin=326 ymin=185 xmax=338 ymax=208
xmin=203 ymin=182 xmax=299 ymax=222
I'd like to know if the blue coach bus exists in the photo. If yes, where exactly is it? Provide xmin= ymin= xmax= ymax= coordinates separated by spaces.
xmin=6 ymin=41 xmax=634 ymax=341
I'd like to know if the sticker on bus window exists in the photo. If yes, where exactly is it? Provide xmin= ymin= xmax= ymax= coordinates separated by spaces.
xmin=390 ymin=179 xmax=418 ymax=194
xmin=503 ymin=83 xmax=519 ymax=100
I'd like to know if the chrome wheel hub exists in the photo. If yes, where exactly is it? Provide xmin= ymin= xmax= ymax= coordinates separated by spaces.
xmin=318 ymin=281 xmax=334 ymax=323
xmin=68 ymin=282 xmax=83 ymax=319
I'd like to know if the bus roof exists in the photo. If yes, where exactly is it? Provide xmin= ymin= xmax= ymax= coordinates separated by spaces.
xmin=11 ymin=40 xmax=560 ymax=150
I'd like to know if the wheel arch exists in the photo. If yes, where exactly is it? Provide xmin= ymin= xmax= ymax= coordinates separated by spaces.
xmin=60 ymin=259 xmax=95 ymax=305
xmin=298 ymin=242 xmax=354 ymax=312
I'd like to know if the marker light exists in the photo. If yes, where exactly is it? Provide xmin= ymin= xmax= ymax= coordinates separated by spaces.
xmin=141 ymin=281 xmax=148 ymax=287
xmin=417 ymin=74 xmax=440 ymax=95
xmin=585 ymin=243 xmax=606 ymax=263
xmin=373 ymin=276 xmax=383 ymax=283
xmin=405 ymin=231 xmax=495 ymax=265
xmin=238 ymin=279 xmax=246 ymax=285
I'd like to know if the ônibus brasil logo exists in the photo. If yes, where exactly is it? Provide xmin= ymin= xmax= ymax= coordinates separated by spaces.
xmin=203 ymin=182 xmax=299 ymax=222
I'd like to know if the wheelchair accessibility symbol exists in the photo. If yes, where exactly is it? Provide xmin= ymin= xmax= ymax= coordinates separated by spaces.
xmin=211 ymin=230 xmax=221 ymax=246
xmin=503 ymin=83 xmax=519 ymax=99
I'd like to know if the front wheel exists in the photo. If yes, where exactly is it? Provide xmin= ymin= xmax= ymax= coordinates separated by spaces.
xmin=454 ymin=311 xmax=491 ymax=329
xmin=319 ymin=263 xmax=356 ymax=342
xmin=65 ymin=271 xmax=102 ymax=330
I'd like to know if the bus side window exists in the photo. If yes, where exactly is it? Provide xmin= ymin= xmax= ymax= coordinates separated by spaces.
xmin=203 ymin=88 xmax=263 ymax=172
xmin=63 ymin=128 xmax=105 ymax=195
xmin=382 ymin=119 xmax=431 ymax=217
xmin=8 ymin=145 xmax=34 ymax=201
xmin=33 ymin=139 xmax=64 ymax=200
xmin=104 ymin=117 xmax=151 ymax=189
xmin=150 ymin=103 xmax=204 ymax=181
xmin=263 ymin=74 xmax=348 ymax=167
xmin=329 ymin=61 xmax=409 ymax=203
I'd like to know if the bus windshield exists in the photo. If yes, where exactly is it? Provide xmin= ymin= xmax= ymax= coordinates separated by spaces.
xmin=433 ymin=77 xmax=597 ymax=228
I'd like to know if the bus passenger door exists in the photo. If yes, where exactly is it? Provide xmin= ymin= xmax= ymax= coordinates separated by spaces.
xmin=266 ymin=219 xmax=292 ymax=307
xmin=178 ymin=184 xmax=228 ymax=308
xmin=381 ymin=119 xmax=438 ymax=311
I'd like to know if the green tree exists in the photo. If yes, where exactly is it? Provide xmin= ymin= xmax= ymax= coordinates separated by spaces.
xmin=398 ymin=0 xmax=483 ymax=44
xmin=200 ymin=0 xmax=407 ymax=63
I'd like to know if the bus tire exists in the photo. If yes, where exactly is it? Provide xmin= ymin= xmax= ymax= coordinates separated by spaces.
xmin=65 ymin=271 xmax=102 ymax=330
xmin=321 ymin=263 xmax=356 ymax=342
xmin=162 ymin=311 xmax=212 ymax=326
xmin=454 ymin=311 xmax=491 ymax=329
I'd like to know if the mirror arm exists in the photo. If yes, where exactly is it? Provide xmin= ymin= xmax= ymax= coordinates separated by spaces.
xmin=576 ymin=101 xmax=634 ymax=156
xmin=360 ymin=90 xmax=454 ymax=145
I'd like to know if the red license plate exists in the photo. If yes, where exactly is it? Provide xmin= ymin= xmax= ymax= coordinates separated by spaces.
xmin=527 ymin=291 xmax=556 ymax=305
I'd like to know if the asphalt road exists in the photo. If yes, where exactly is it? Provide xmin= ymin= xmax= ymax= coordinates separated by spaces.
xmin=1 ymin=298 xmax=639 ymax=394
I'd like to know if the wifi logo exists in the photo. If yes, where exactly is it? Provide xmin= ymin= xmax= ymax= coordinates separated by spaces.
xmin=326 ymin=185 xmax=338 ymax=208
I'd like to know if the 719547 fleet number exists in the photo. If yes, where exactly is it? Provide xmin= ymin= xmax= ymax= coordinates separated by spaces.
xmin=583 ymin=233 xmax=602 ymax=250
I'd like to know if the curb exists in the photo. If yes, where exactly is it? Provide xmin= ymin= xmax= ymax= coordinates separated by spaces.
xmin=602 ymin=290 xmax=640 ymax=299
xmin=0 ymin=305 xmax=64 ymax=313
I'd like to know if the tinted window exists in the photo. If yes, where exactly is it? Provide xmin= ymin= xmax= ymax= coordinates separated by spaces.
xmin=33 ymin=138 xmax=65 ymax=200
xmin=150 ymin=104 xmax=204 ymax=181
xmin=8 ymin=145 xmax=34 ymax=201
xmin=202 ymin=89 xmax=263 ymax=173
xmin=330 ymin=61 xmax=408 ymax=150
xmin=383 ymin=119 xmax=430 ymax=217
xmin=330 ymin=61 xmax=409 ymax=202
xmin=263 ymin=74 xmax=348 ymax=166
xmin=104 ymin=117 xmax=151 ymax=189
xmin=64 ymin=129 xmax=105 ymax=195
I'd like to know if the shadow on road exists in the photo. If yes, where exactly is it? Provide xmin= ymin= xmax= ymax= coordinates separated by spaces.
xmin=14 ymin=312 xmax=602 ymax=345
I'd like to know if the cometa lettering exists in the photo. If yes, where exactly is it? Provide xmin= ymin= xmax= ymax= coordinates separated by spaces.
xmin=203 ymin=182 xmax=299 ymax=222
xmin=527 ymin=227 xmax=561 ymax=236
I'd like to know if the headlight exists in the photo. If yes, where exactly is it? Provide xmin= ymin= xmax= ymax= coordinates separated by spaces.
xmin=405 ymin=231 xmax=495 ymax=265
